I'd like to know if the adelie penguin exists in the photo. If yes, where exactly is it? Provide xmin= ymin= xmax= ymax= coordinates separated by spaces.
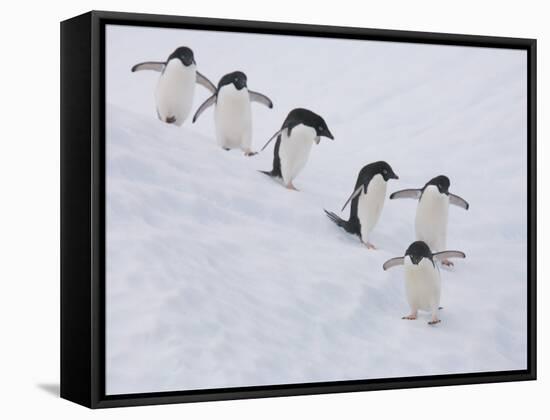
xmin=383 ymin=241 xmax=465 ymax=325
xmin=324 ymin=161 xmax=398 ymax=249
xmin=390 ymin=175 xmax=469 ymax=266
xmin=192 ymin=71 xmax=273 ymax=156
xmin=260 ymin=108 xmax=334 ymax=190
xmin=131 ymin=46 xmax=216 ymax=126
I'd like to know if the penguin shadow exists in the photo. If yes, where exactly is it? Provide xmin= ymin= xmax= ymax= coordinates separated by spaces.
xmin=439 ymin=263 xmax=457 ymax=272
xmin=345 ymin=283 xmax=404 ymax=337
xmin=324 ymin=223 xmax=396 ymax=254
xmin=323 ymin=222 xmax=362 ymax=247
xmin=258 ymin=172 xmax=285 ymax=188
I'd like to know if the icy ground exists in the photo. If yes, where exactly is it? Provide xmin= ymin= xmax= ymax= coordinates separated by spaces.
xmin=105 ymin=25 xmax=527 ymax=394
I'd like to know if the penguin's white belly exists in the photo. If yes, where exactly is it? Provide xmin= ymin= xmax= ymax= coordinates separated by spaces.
xmin=404 ymin=259 xmax=441 ymax=311
xmin=357 ymin=174 xmax=387 ymax=241
xmin=415 ymin=186 xmax=449 ymax=252
xmin=155 ymin=61 xmax=196 ymax=126
xmin=279 ymin=124 xmax=316 ymax=185
xmin=215 ymin=86 xmax=252 ymax=149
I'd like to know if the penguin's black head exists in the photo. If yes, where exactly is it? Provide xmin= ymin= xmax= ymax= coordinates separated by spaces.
xmin=359 ymin=161 xmax=399 ymax=185
xmin=378 ymin=161 xmax=399 ymax=181
xmin=284 ymin=108 xmax=334 ymax=142
xmin=405 ymin=241 xmax=433 ymax=265
xmin=219 ymin=71 xmax=248 ymax=90
xmin=424 ymin=175 xmax=450 ymax=194
xmin=169 ymin=47 xmax=196 ymax=66
xmin=313 ymin=117 xmax=334 ymax=141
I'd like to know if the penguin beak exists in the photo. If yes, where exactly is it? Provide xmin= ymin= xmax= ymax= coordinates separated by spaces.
xmin=181 ymin=57 xmax=195 ymax=66
xmin=410 ymin=255 xmax=422 ymax=265
xmin=324 ymin=130 xmax=334 ymax=140
xmin=383 ymin=172 xmax=398 ymax=181
xmin=234 ymin=80 xmax=246 ymax=90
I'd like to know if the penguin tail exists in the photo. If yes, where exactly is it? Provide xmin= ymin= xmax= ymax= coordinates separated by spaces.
xmin=324 ymin=210 xmax=349 ymax=229
xmin=258 ymin=170 xmax=276 ymax=178
xmin=324 ymin=210 xmax=361 ymax=236
xmin=165 ymin=115 xmax=177 ymax=124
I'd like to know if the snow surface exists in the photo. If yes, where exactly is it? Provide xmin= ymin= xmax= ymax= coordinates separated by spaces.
xmin=105 ymin=24 xmax=528 ymax=395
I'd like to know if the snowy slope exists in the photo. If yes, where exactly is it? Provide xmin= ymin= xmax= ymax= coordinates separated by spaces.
xmin=105 ymin=25 xmax=527 ymax=395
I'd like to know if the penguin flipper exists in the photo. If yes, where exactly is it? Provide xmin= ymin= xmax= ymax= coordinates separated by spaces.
xmin=131 ymin=61 xmax=165 ymax=72
xmin=383 ymin=257 xmax=405 ymax=271
xmin=192 ymin=94 xmax=216 ymax=123
xmin=341 ymin=185 xmax=364 ymax=212
xmin=389 ymin=189 xmax=422 ymax=200
xmin=249 ymin=91 xmax=274 ymax=109
xmin=196 ymin=71 xmax=217 ymax=94
xmin=449 ymin=193 xmax=469 ymax=210
xmin=260 ymin=129 xmax=283 ymax=152
xmin=433 ymin=250 xmax=466 ymax=262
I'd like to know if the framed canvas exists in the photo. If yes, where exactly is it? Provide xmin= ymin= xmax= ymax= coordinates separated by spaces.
xmin=60 ymin=10 xmax=537 ymax=408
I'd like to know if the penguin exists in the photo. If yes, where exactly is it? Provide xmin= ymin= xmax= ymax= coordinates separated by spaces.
xmin=383 ymin=241 xmax=465 ymax=325
xmin=192 ymin=71 xmax=273 ymax=156
xmin=389 ymin=175 xmax=469 ymax=266
xmin=324 ymin=161 xmax=398 ymax=249
xmin=260 ymin=108 xmax=334 ymax=190
xmin=131 ymin=46 xmax=216 ymax=126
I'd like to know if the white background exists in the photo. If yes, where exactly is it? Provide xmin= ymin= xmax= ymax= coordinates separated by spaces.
xmin=0 ymin=0 xmax=546 ymax=418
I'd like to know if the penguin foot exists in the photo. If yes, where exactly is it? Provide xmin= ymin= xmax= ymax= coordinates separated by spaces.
xmin=286 ymin=182 xmax=299 ymax=191
xmin=223 ymin=147 xmax=231 ymax=151
xmin=364 ymin=242 xmax=377 ymax=250
xmin=428 ymin=319 xmax=441 ymax=325
xmin=244 ymin=150 xmax=258 ymax=157
xmin=402 ymin=314 xmax=417 ymax=320
xmin=441 ymin=259 xmax=454 ymax=267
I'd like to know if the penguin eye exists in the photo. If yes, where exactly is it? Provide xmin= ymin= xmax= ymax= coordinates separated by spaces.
xmin=383 ymin=169 xmax=388 ymax=175
xmin=318 ymin=126 xmax=323 ymax=131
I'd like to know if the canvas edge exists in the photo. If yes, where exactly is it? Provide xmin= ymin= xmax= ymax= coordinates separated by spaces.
xmin=59 ymin=10 xmax=537 ymax=409
xmin=60 ymin=11 xmax=94 ymax=408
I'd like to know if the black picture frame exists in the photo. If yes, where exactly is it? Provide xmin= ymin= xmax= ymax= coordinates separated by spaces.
xmin=60 ymin=10 xmax=537 ymax=409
